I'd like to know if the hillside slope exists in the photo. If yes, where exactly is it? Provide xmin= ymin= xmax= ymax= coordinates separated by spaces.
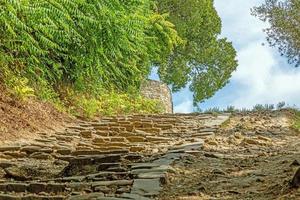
xmin=0 ymin=85 xmax=71 ymax=144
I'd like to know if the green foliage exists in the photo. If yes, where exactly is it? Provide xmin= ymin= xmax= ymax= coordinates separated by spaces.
xmin=204 ymin=107 xmax=222 ymax=114
xmin=225 ymin=106 xmax=237 ymax=113
xmin=0 ymin=66 xmax=34 ymax=100
xmin=157 ymin=0 xmax=238 ymax=103
xmin=69 ymin=91 xmax=164 ymax=118
xmin=252 ymin=0 xmax=300 ymax=66
xmin=277 ymin=101 xmax=286 ymax=110
xmin=0 ymin=0 xmax=181 ymax=116
xmin=197 ymin=103 xmax=287 ymax=114
xmin=0 ymin=0 xmax=180 ymax=93
xmin=241 ymin=108 xmax=251 ymax=113
xmin=252 ymin=104 xmax=275 ymax=112
xmin=0 ymin=0 xmax=238 ymax=116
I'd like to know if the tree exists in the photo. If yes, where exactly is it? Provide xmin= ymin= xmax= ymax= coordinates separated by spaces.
xmin=0 ymin=0 xmax=181 ymax=94
xmin=156 ymin=0 xmax=238 ymax=104
xmin=252 ymin=0 xmax=300 ymax=67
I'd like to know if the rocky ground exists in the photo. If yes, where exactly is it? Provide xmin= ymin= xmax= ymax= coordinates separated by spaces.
xmin=160 ymin=111 xmax=300 ymax=200
xmin=0 ymin=113 xmax=228 ymax=199
xmin=0 ymin=111 xmax=299 ymax=200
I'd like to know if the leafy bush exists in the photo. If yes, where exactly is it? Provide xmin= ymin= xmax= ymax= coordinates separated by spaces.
xmin=252 ymin=104 xmax=275 ymax=111
xmin=7 ymin=77 xmax=35 ymax=101
xmin=253 ymin=104 xmax=265 ymax=111
xmin=204 ymin=107 xmax=221 ymax=114
xmin=0 ymin=0 xmax=238 ymax=117
xmin=241 ymin=108 xmax=251 ymax=113
xmin=62 ymin=88 xmax=164 ymax=118
xmin=0 ymin=0 xmax=180 ymax=94
xmin=225 ymin=106 xmax=236 ymax=113
xmin=264 ymin=104 xmax=275 ymax=110
xmin=277 ymin=101 xmax=286 ymax=110
xmin=0 ymin=67 xmax=34 ymax=100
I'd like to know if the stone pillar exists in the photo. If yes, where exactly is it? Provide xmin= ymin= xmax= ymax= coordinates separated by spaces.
xmin=140 ymin=80 xmax=173 ymax=113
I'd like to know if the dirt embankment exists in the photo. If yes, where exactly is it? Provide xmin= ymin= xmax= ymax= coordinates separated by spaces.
xmin=0 ymin=85 xmax=72 ymax=144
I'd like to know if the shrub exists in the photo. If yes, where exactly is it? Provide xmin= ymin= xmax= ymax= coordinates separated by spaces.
xmin=277 ymin=101 xmax=286 ymax=110
xmin=1 ymin=67 xmax=34 ymax=100
xmin=62 ymin=87 xmax=164 ymax=118
xmin=204 ymin=107 xmax=221 ymax=114
xmin=0 ymin=0 xmax=180 ymax=95
xmin=225 ymin=106 xmax=236 ymax=113
xmin=253 ymin=104 xmax=265 ymax=111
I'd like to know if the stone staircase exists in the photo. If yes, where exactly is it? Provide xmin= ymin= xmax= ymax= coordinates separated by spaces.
xmin=0 ymin=113 xmax=229 ymax=200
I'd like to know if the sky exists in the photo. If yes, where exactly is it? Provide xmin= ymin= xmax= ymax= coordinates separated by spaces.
xmin=152 ymin=0 xmax=300 ymax=113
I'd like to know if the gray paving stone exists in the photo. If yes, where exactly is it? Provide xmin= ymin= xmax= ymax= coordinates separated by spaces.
xmin=120 ymin=193 xmax=151 ymax=200
xmin=96 ymin=198 xmax=129 ymax=200
xmin=131 ymin=163 xmax=160 ymax=170
xmin=131 ymin=165 xmax=175 ymax=175
xmin=131 ymin=178 xmax=162 ymax=197
xmin=92 ymin=180 xmax=133 ymax=187
xmin=68 ymin=193 xmax=104 ymax=200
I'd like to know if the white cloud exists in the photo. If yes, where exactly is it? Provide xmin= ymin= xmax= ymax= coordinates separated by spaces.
xmin=174 ymin=99 xmax=193 ymax=113
xmin=171 ymin=0 xmax=300 ymax=112
xmin=212 ymin=0 xmax=300 ymax=109
xmin=231 ymin=43 xmax=300 ymax=108
xmin=214 ymin=0 xmax=267 ymax=46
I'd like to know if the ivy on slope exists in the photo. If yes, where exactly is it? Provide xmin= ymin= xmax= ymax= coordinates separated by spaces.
xmin=0 ymin=0 xmax=181 ymax=93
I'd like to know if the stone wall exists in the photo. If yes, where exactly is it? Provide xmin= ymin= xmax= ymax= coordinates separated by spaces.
xmin=140 ymin=80 xmax=173 ymax=113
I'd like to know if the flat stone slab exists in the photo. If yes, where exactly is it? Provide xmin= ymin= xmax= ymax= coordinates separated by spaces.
xmin=131 ymin=178 xmax=162 ymax=197
xmin=97 ymin=198 xmax=130 ymax=200
xmin=0 ymin=146 xmax=20 ymax=152
xmin=92 ymin=180 xmax=133 ymax=187
xmin=131 ymin=163 xmax=160 ymax=170
xmin=68 ymin=193 xmax=105 ymax=200
xmin=137 ymin=172 xmax=166 ymax=179
xmin=131 ymin=165 xmax=175 ymax=175
xmin=120 ymin=193 xmax=151 ymax=200
xmin=20 ymin=146 xmax=42 ymax=154
xmin=152 ymin=153 xmax=182 ymax=165
xmin=170 ymin=141 xmax=204 ymax=151
xmin=0 ymin=194 xmax=65 ymax=200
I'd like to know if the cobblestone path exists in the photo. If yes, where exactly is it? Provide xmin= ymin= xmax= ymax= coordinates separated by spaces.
xmin=0 ymin=113 xmax=229 ymax=200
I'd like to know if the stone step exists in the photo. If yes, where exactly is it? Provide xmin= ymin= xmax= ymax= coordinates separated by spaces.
xmin=0 ymin=113 xmax=226 ymax=199
xmin=0 ymin=146 xmax=21 ymax=152
xmin=131 ymin=178 xmax=162 ymax=197
xmin=0 ymin=194 xmax=65 ymax=200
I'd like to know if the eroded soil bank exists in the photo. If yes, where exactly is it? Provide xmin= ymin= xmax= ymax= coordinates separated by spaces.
xmin=0 ymin=85 xmax=71 ymax=144
xmin=160 ymin=111 xmax=300 ymax=200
